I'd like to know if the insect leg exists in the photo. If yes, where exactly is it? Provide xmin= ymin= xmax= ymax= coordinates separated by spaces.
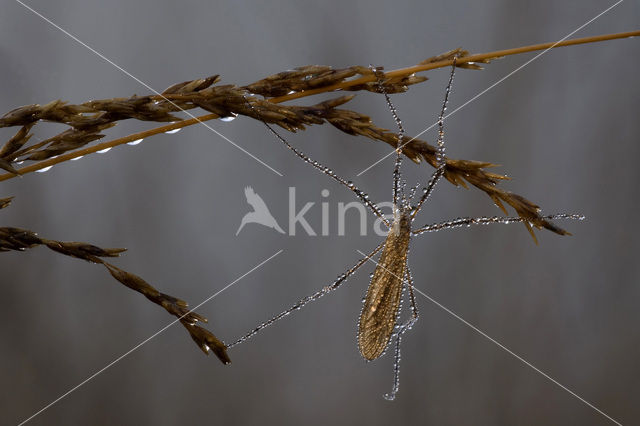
xmin=407 ymin=181 xmax=421 ymax=203
xmin=243 ymin=96 xmax=391 ymax=228
xmin=412 ymin=214 xmax=584 ymax=236
xmin=411 ymin=59 xmax=457 ymax=219
xmin=370 ymin=66 xmax=406 ymax=210
xmin=228 ymin=241 xmax=385 ymax=349
xmin=384 ymin=264 xmax=419 ymax=401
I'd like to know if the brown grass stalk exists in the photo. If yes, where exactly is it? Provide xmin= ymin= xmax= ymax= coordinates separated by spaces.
xmin=0 ymin=31 xmax=637 ymax=183
xmin=0 ymin=213 xmax=230 ymax=364
xmin=268 ymin=30 xmax=640 ymax=103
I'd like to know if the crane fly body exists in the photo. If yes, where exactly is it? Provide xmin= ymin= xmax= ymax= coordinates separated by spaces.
xmin=358 ymin=211 xmax=410 ymax=360
xmin=229 ymin=57 xmax=581 ymax=399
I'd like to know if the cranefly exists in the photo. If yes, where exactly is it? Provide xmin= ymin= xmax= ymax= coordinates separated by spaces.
xmin=229 ymin=59 xmax=582 ymax=399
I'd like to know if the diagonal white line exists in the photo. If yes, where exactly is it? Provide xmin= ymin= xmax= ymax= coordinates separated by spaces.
xmin=356 ymin=0 xmax=624 ymax=177
xmin=17 ymin=250 xmax=283 ymax=426
xmin=410 ymin=285 xmax=623 ymax=425
xmin=14 ymin=0 xmax=283 ymax=177
xmin=356 ymin=249 xmax=622 ymax=426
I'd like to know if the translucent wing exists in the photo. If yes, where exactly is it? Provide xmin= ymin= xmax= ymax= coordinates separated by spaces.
xmin=358 ymin=219 xmax=410 ymax=360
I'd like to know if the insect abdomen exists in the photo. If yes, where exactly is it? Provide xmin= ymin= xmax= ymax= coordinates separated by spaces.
xmin=358 ymin=218 xmax=410 ymax=360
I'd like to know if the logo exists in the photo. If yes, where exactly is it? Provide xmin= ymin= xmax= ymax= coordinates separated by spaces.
xmin=236 ymin=186 xmax=285 ymax=235
xmin=236 ymin=186 xmax=392 ymax=237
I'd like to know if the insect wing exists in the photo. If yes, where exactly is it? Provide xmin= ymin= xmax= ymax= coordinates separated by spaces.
xmin=358 ymin=225 xmax=410 ymax=360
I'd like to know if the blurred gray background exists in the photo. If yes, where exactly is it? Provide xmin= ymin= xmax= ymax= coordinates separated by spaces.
xmin=1 ymin=1 xmax=638 ymax=425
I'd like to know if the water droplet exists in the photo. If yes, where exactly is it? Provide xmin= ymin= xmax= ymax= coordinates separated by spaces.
xmin=97 ymin=147 xmax=111 ymax=154
xmin=36 ymin=165 xmax=53 ymax=173
xmin=220 ymin=113 xmax=238 ymax=122
xmin=70 ymin=156 xmax=84 ymax=161
xmin=127 ymin=138 xmax=144 ymax=146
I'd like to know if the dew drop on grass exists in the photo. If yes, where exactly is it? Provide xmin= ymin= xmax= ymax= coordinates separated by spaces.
xmin=220 ymin=113 xmax=238 ymax=122
xmin=127 ymin=138 xmax=144 ymax=146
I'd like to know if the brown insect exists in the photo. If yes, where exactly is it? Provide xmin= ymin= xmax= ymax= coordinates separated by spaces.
xmin=229 ymin=59 xmax=580 ymax=399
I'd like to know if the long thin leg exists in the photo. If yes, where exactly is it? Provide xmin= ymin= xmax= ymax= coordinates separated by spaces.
xmin=411 ymin=59 xmax=457 ymax=219
xmin=384 ymin=264 xmax=419 ymax=401
xmin=228 ymin=241 xmax=385 ymax=348
xmin=407 ymin=182 xmax=421 ymax=203
xmin=412 ymin=214 xmax=584 ymax=236
xmin=243 ymin=97 xmax=391 ymax=228
xmin=370 ymin=66 xmax=406 ymax=210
